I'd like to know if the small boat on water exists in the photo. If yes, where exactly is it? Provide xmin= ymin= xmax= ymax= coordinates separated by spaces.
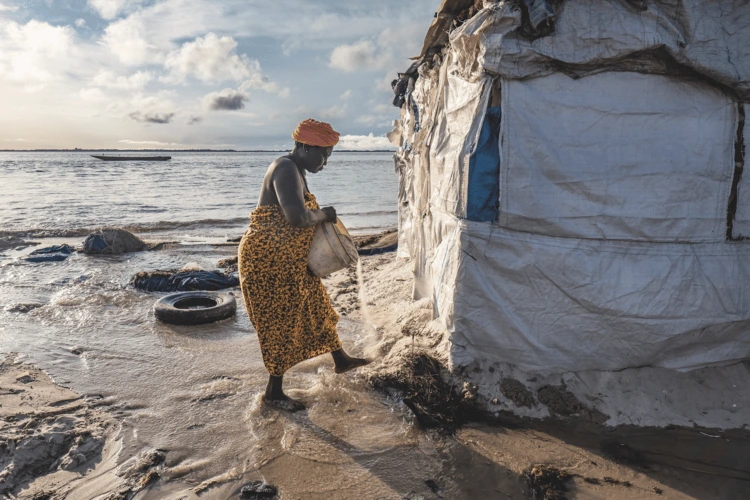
xmin=92 ymin=155 xmax=172 ymax=161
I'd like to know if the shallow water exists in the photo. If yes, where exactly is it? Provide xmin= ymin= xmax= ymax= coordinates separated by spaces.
xmin=0 ymin=151 xmax=410 ymax=494
xmin=0 ymin=238 xmax=412 ymax=493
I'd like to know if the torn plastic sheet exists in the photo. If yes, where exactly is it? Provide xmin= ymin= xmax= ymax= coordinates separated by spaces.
xmin=441 ymin=221 xmax=750 ymax=374
xmin=453 ymin=0 xmax=750 ymax=102
xmin=735 ymin=105 xmax=750 ymax=239
xmin=428 ymin=54 xmax=492 ymax=217
xmin=499 ymin=71 xmax=736 ymax=242
xmin=523 ymin=0 xmax=554 ymax=32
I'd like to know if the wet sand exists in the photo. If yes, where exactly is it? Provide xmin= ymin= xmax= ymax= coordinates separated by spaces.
xmin=2 ymin=241 xmax=750 ymax=499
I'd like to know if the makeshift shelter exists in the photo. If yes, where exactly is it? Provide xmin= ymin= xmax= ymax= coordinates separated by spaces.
xmin=390 ymin=0 xmax=750 ymax=374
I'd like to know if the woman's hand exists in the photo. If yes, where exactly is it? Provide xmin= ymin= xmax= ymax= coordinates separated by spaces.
xmin=321 ymin=206 xmax=337 ymax=223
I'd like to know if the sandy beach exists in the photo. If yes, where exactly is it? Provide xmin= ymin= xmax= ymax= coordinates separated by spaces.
xmin=2 ymin=240 xmax=749 ymax=499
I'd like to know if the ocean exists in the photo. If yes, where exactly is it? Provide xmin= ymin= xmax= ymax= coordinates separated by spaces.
xmin=0 ymin=151 xmax=398 ymax=239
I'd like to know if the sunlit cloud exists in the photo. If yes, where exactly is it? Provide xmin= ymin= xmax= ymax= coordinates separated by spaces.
xmin=118 ymin=139 xmax=180 ymax=146
xmin=337 ymin=133 xmax=394 ymax=151
xmin=102 ymin=15 xmax=165 ymax=66
xmin=330 ymin=40 xmax=389 ymax=72
xmin=91 ymin=70 xmax=153 ymax=90
xmin=164 ymin=33 xmax=257 ymax=84
xmin=0 ymin=20 xmax=78 ymax=84
xmin=80 ymin=88 xmax=107 ymax=101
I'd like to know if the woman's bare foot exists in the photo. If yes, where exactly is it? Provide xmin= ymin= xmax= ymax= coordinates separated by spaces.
xmin=262 ymin=393 xmax=305 ymax=412
xmin=331 ymin=349 xmax=371 ymax=374
xmin=263 ymin=374 xmax=305 ymax=412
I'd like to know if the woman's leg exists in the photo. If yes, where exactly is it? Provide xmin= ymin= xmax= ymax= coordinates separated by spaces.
xmin=331 ymin=348 xmax=370 ymax=374
xmin=264 ymin=374 xmax=305 ymax=411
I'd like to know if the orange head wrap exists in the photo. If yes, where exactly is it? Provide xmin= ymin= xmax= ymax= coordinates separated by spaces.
xmin=292 ymin=118 xmax=340 ymax=148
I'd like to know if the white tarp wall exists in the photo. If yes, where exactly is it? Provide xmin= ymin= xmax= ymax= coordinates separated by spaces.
xmin=445 ymin=222 xmax=750 ymax=373
xmin=393 ymin=0 xmax=750 ymax=373
xmin=430 ymin=70 xmax=750 ymax=373
xmin=499 ymin=72 xmax=737 ymax=242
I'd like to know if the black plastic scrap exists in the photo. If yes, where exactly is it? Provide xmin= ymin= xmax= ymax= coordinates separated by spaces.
xmin=240 ymin=481 xmax=279 ymax=500
xmin=130 ymin=269 xmax=239 ymax=292
xmin=24 ymin=244 xmax=76 ymax=263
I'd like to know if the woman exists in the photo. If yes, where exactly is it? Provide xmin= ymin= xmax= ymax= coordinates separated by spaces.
xmin=238 ymin=119 xmax=369 ymax=411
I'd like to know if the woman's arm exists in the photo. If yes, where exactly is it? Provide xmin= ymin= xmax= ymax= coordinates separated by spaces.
xmin=272 ymin=161 xmax=335 ymax=228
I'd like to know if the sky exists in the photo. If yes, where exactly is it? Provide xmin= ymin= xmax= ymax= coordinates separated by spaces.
xmin=0 ymin=0 xmax=436 ymax=150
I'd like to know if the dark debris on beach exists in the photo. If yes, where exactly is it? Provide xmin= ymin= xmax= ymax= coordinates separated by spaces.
xmin=370 ymin=351 xmax=480 ymax=433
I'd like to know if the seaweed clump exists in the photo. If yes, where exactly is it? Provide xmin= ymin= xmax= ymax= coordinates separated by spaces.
xmin=525 ymin=465 xmax=573 ymax=500
xmin=370 ymin=353 xmax=479 ymax=433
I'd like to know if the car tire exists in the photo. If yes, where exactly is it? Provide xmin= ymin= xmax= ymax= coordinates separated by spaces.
xmin=154 ymin=291 xmax=236 ymax=325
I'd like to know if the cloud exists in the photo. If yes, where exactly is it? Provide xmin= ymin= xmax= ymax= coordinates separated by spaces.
xmin=355 ymin=115 xmax=393 ymax=127
xmin=80 ymin=88 xmax=106 ymax=101
xmin=118 ymin=139 xmax=179 ymax=146
xmin=164 ymin=33 xmax=257 ymax=84
xmin=330 ymin=40 xmax=390 ymax=72
xmin=319 ymin=103 xmax=347 ymax=120
xmin=337 ymin=133 xmax=394 ymax=150
xmin=203 ymin=88 xmax=249 ymax=111
xmin=239 ymin=74 xmax=289 ymax=98
xmin=0 ymin=0 xmax=437 ymax=149
xmin=354 ymin=103 xmax=397 ymax=126
xmin=129 ymin=111 xmax=175 ymax=124
xmin=75 ymin=19 xmax=87 ymax=28
xmin=102 ymin=15 xmax=163 ymax=66
xmin=163 ymin=34 xmax=288 ymax=93
xmin=187 ymin=116 xmax=202 ymax=125
xmin=89 ymin=0 xmax=145 ymax=20
xmin=0 ymin=3 xmax=18 ymax=12
xmin=91 ymin=70 xmax=152 ymax=90
xmin=104 ymin=92 xmax=178 ymax=126
xmin=0 ymin=20 xmax=78 ymax=84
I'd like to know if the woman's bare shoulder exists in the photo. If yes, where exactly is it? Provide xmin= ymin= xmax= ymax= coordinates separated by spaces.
xmin=268 ymin=156 xmax=304 ymax=189
xmin=267 ymin=155 xmax=297 ymax=175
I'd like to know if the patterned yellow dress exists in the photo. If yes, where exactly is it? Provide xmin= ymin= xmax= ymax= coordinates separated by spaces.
xmin=238 ymin=192 xmax=342 ymax=376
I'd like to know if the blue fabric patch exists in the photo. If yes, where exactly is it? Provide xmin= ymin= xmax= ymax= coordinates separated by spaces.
xmin=467 ymin=106 xmax=501 ymax=222
xmin=83 ymin=234 xmax=110 ymax=253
